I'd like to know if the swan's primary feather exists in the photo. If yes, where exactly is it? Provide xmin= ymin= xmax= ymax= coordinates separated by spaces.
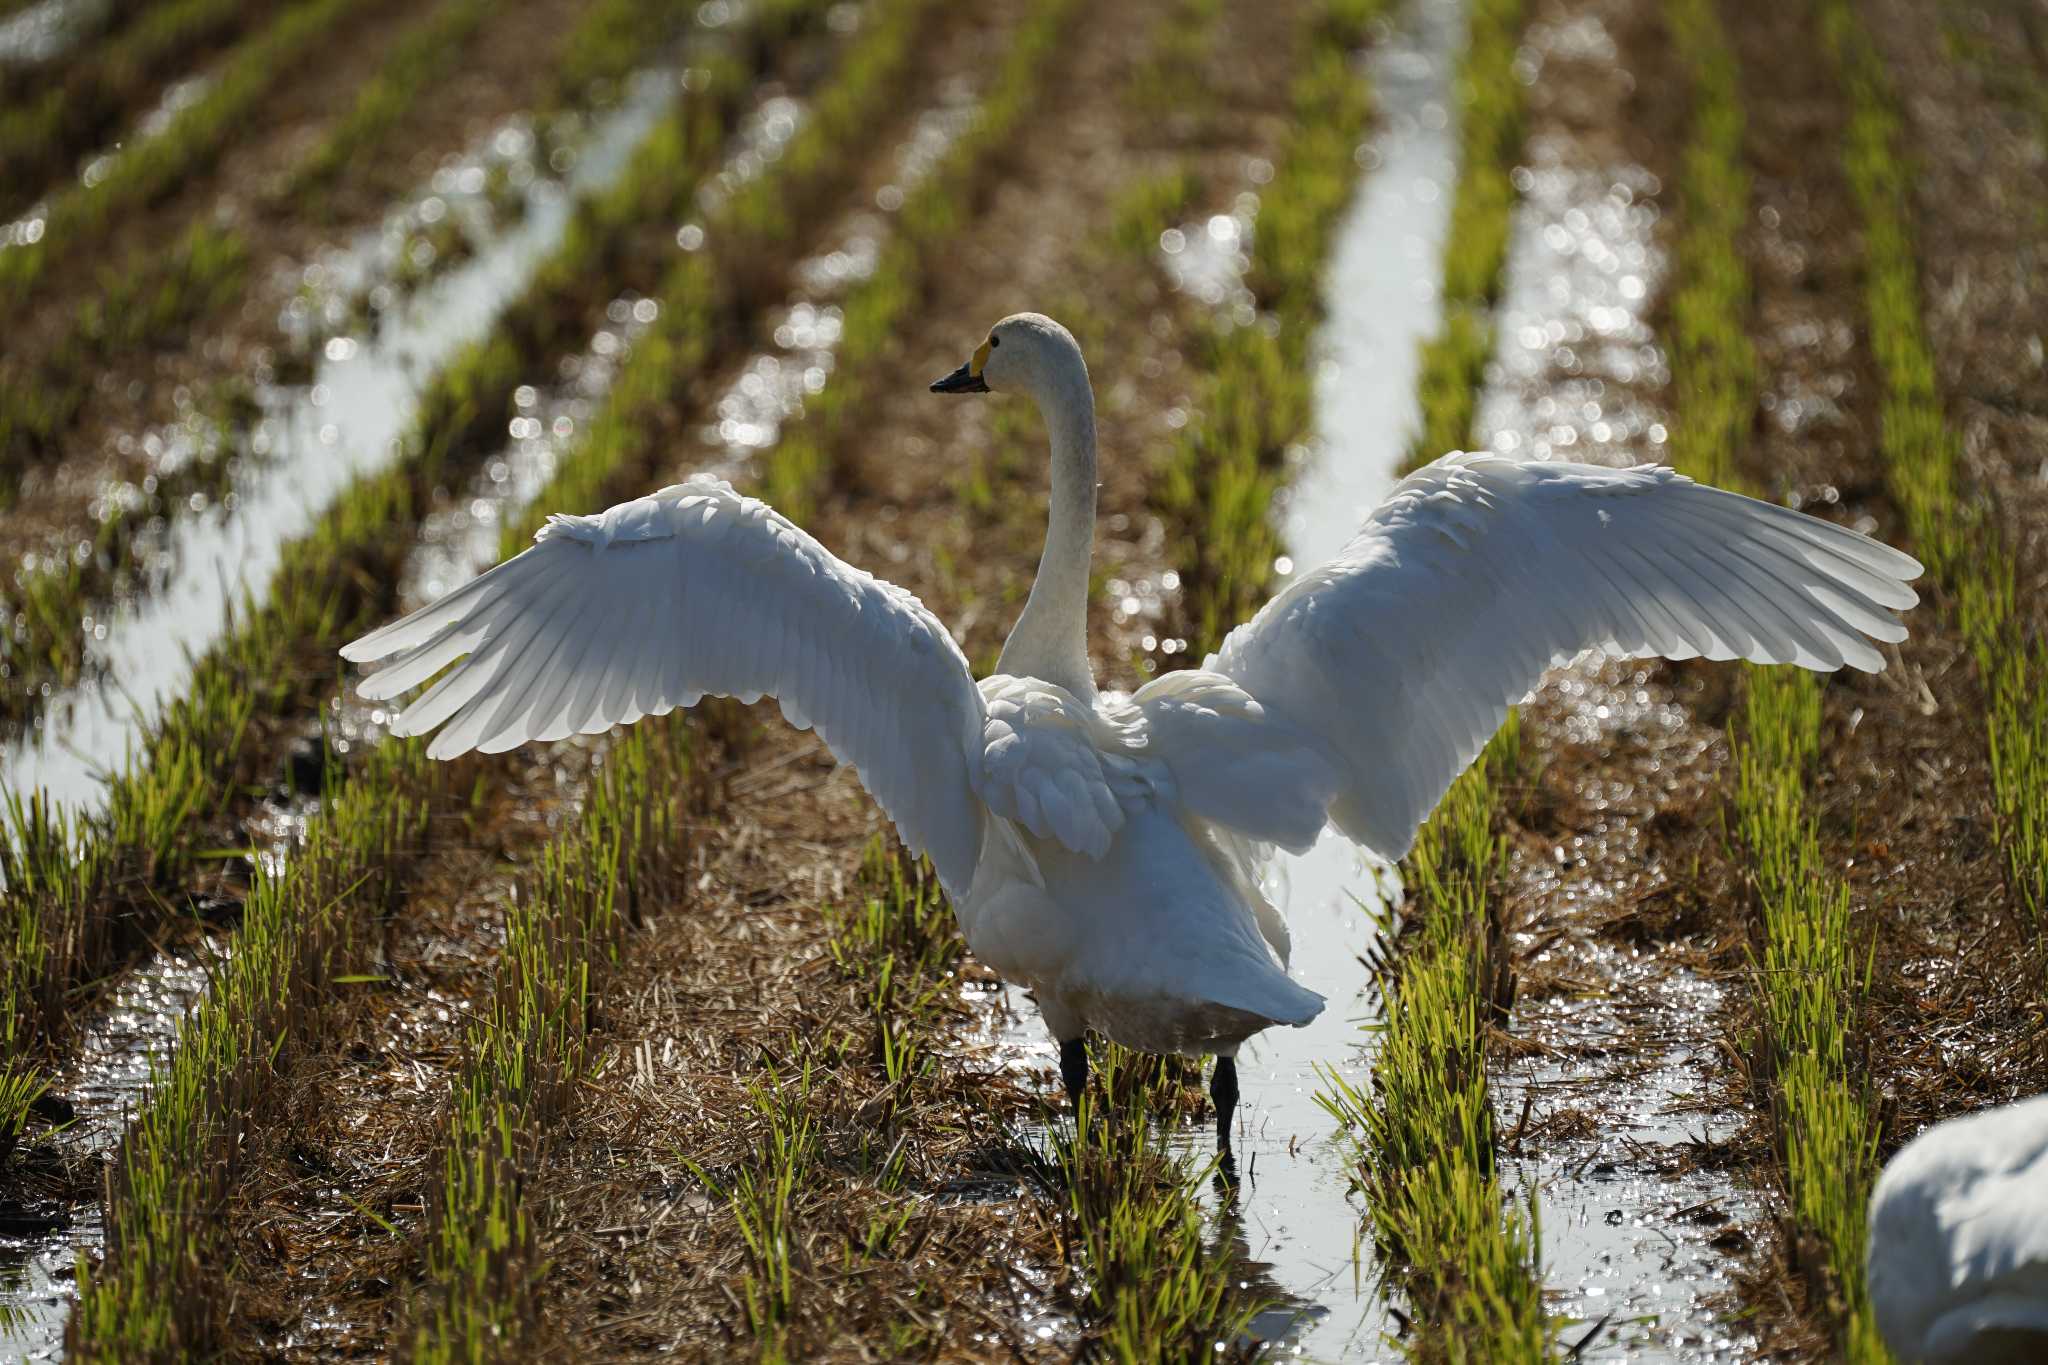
xmin=343 ymin=477 xmax=989 ymax=897
xmin=1210 ymin=451 xmax=1922 ymax=861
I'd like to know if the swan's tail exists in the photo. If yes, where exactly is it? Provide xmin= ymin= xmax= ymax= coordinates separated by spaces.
xmin=1923 ymin=1296 xmax=2048 ymax=1364
xmin=1088 ymin=970 xmax=1324 ymax=1057
xmin=1207 ymin=971 xmax=1324 ymax=1030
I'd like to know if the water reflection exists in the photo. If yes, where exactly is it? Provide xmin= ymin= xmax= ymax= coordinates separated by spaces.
xmin=1205 ymin=1172 xmax=1336 ymax=1354
xmin=1472 ymin=11 xmax=1762 ymax=1357
xmin=1 ymin=72 xmax=679 ymax=813
xmin=1162 ymin=194 xmax=1260 ymax=327
xmin=0 ymin=947 xmax=214 ymax=1359
xmin=1473 ymin=151 xmax=1667 ymax=469
xmin=0 ymin=0 xmax=106 ymax=66
xmin=275 ymin=108 xmax=559 ymax=356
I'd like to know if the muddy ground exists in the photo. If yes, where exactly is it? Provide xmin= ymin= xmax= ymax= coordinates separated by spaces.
xmin=1492 ymin=0 xmax=2048 ymax=1354
xmin=3 ymin=0 xmax=2046 ymax=1357
xmin=2 ymin=0 xmax=629 ymax=708
xmin=163 ymin=0 xmax=1325 ymax=1354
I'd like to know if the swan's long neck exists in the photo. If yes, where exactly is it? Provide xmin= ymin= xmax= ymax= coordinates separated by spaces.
xmin=997 ymin=362 xmax=1098 ymax=699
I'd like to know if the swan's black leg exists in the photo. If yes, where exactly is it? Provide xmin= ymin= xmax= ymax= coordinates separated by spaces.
xmin=1060 ymin=1038 xmax=1088 ymax=1114
xmin=1211 ymin=1055 xmax=1239 ymax=1156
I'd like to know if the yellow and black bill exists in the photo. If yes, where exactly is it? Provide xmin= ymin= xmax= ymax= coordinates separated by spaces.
xmin=931 ymin=340 xmax=991 ymax=393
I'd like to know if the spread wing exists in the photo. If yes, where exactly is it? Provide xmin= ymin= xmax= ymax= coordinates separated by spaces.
xmin=341 ymin=476 xmax=987 ymax=894
xmin=1211 ymin=451 xmax=1923 ymax=860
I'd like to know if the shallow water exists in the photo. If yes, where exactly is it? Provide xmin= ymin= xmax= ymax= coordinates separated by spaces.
xmin=0 ymin=947 xmax=215 ymax=1359
xmin=1470 ymin=13 xmax=1763 ymax=1356
xmin=0 ymin=0 xmax=104 ymax=66
xmin=1206 ymin=849 xmax=1395 ymax=1358
xmin=79 ymin=76 xmax=213 ymax=188
xmin=1507 ymin=937 xmax=1759 ymax=1360
xmin=1472 ymin=154 xmax=1668 ymax=469
xmin=274 ymin=106 xmax=560 ymax=354
xmin=1161 ymin=192 xmax=1260 ymax=330
xmin=0 ymin=787 xmax=319 ymax=1354
xmin=2 ymin=71 xmax=216 ymax=248
xmin=2 ymin=74 xmax=679 ymax=813
xmin=1204 ymin=0 xmax=1466 ymax=1355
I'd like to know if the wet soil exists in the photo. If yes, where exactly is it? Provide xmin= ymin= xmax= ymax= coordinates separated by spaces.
xmin=164 ymin=0 xmax=1335 ymax=1351
xmin=1596 ymin=0 xmax=2048 ymax=1351
xmin=0 ymin=0 xmax=604 ymax=610
xmin=220 ymin=742 xmax=599 ymax=1357
xmin=1451 ymin=0 xmax=1772 ymax=1353
xmin=1724 ymin=0 xmax=2047 ymax=1156
xmin=1439 ymin=0 xmax=2046 ymax=1352
xmin=524 ymin=734 xmax=1072 ymax=1361
xmin=1 ymin=19 xmax=894 ymax=758
xmin=1865 ymin=0 xmax=2048 ymax=616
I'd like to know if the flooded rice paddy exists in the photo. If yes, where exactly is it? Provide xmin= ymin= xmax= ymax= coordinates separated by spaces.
xmin=5 ymin=0 xmax=2024 ymax=1355
xmin=1208 ymin=0 xmax=1463 ymax=1352
xmin=1471 ymin=9 xmax=1763 ymax=1356
xmin=3 ymin=73 xmax=678 ymax=811
xmin=1079 ymin=0 xmax=1773 ymax=1352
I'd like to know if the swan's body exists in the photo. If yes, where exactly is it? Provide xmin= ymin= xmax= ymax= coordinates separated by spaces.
xmin=1868 ymin=1094 xmax=2048 ymax=1363
xmin=343 ymin=312 xmax=1921 ymax=1150
xmin=961 ymin=668 xmax=1330 ymax=1054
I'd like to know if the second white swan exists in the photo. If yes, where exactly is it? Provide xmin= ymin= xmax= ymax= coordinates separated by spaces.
xmin=341 ymin=312 xmax=1921 ymax=1153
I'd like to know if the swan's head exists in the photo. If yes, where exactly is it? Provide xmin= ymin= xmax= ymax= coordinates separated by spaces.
xmin=931 ymin=313 xmax=1085 ymax=399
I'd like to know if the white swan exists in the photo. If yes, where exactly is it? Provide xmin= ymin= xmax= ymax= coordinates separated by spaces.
xmin=1868 ymin=1094 xmax=2048 ymax=1363
xmin=341 ymin=311 xmax=1921 ymax=1152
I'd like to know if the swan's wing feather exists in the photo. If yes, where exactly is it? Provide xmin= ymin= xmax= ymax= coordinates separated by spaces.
xmin=973 ymin=678 xmax=1127 ymax=859
xmin=1212 ymin=451 xmax=1922 ymax=860
xmin=1131 ymin=670 xmax=1342 ymax=855
xmin=342 ymin=476 xmax=987 ymax=893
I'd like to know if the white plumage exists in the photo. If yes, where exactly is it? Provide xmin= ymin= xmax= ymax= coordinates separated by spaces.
xmin=347 ymin=478 xmax=989 ymax=892
xmin=343 ymin=311 xmax=1920 ymax=1144
xmin=1868 ymin=1094 xmax=2048 ymax=1364
xmin=1215 ymin=451 xmax=1919 ymax=858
